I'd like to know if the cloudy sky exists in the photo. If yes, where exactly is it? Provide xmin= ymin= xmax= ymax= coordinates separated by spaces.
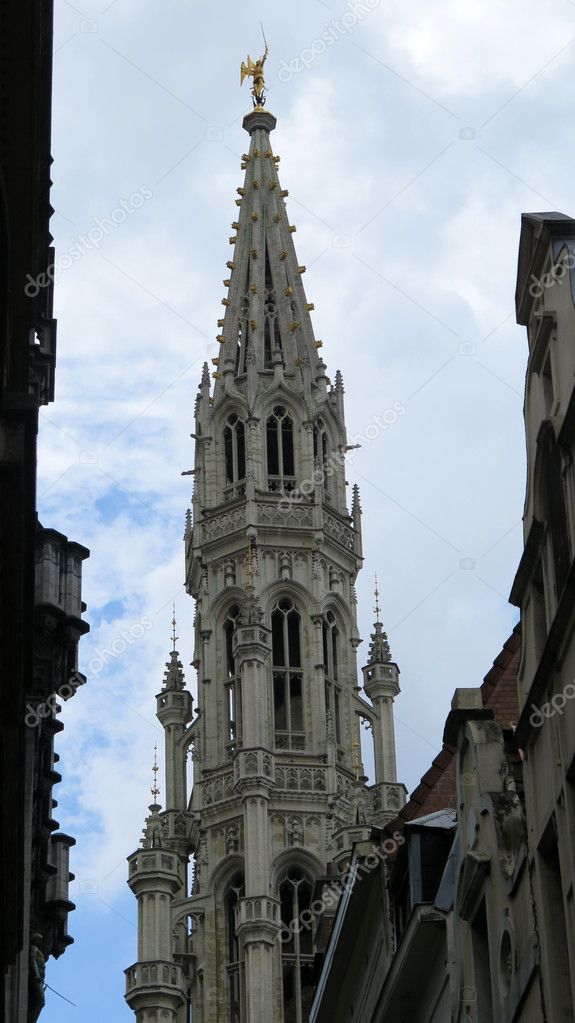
xmin=39 ymin=0 xmax=575 ymax=1017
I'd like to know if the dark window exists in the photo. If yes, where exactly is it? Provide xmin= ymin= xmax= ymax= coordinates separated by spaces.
xmin=224 ymin=606 xmax=241 ymax=742
xmin=323 ymin=611 xmax=342 ymax=743
xmin=224 ymin=415 xmax=246 ymax=493
xmin=267 ymin=416 xmax=280 ymax=476
xmin=266 ymin=406 xmax=295 ymax=486
xmin=282 ymin=416 xmax=294 ymax=476
xmin=225 ymin=874 xmax=245 ymax=1022
xmin=279 ymin=870 xmax=315 ymax=1023
xmin=314 ymin=418 xmax=331 ymax=495
xmin=272 ymin=599 xmax=304 ymax=748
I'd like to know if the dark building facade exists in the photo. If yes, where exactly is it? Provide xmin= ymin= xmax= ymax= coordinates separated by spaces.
xmin=0 ymin=2 xmax=89 ymax=1018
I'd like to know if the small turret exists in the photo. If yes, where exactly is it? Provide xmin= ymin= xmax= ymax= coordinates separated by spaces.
xmin=362 ymin=577 xmax=402 ymax=798
xmin=125 ymin=750 xmax=188 ymax=1022
xmin=156 ymin=609 xmax=194 ymax=813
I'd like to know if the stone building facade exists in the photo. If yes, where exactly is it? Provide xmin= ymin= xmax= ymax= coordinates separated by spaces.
xmin=310 ymin=629 xmax=547 ymax=1022
xmin=124 ymin=104 xmax=406 ymax=1023
xmin=310 ymin=212 xmax=575 ymax=1021
xmin=511 ymin=211 xmax=575 ymax=1018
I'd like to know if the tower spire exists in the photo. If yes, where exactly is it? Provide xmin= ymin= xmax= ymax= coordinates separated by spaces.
xmin=127 ymin=51 xmax=406 ymax=1023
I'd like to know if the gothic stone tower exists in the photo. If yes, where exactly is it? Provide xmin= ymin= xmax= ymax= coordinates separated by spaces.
xmin=125 ymin=100 xmax=406 ymax=1023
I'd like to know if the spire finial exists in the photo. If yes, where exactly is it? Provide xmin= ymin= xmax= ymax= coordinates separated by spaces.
xmin=151 ymin=744 xmax=160 ymax=805
xmin=374 ymin=574 xmax=381 ymax=624
xmin=171 ymin=603 xmax=178 ymax=652
xmin=240 ymin=30 xmax=269 ymax=109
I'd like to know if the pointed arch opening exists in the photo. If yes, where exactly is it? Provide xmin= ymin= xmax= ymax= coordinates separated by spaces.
xmin=272 ymin=598 xmax=304 ymax=750
xmin=323 ymin=610 xmax=342 ymax=746
xmin=278 ymin=867 xmax=315 ymax=1023
xmin=224 ymin=604 xmax=242 ymax=752
xmin=267 ymin=405 xmax=296 ymax=494
xmin=223 ymin=414 xmax=246 ymax=501
xmin=313 ymin=417 xmax=333 ymax=500
xmin=224 ymin=872 xmax=245 ymax=1023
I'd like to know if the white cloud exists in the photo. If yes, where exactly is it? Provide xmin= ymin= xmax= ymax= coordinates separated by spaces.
xmin=376 ymin=0 xmax=575 ymax=99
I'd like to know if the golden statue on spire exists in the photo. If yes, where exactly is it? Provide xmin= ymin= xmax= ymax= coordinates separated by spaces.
xmin=241 ymin=26 xmax=269 ymax=108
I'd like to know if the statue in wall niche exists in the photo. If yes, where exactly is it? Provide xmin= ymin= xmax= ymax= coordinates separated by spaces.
xmin=288 ymin=817 xmax=304 ymax=846
xmin=354 ymin=788 xmax=368 ymax=825
xmin=329 ymin=566 xmax=341 ymax=591
xmin=226 ymin=825 xmax=240 ymax=853
xmin=279 ymin=552 xmax=291 ymax=580
xmin=224 ymin=559 xmax=236 ymax=587
xmin=29 ymin=933 xmax=46 ymax=1022
xmin=492 ymin=791 xmax=526 ymax=879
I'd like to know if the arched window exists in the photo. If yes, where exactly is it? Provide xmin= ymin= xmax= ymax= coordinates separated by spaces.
xmin=323 ymin=611 xmax=341 ymax=745
xmin=224 ymin=415 xmax=246 ymax=499
xmin=224 ymin=873 xmax=245 ymax=1022
xmin=272 ymin=598 xmax=304 ymax=750
xmin=224 ymin=605 xmax=241 ymax=747
xmin=267 ymin=406 xmax=295 ymax=492
xmin=279 ymin=869 xmax=315 ymax=1023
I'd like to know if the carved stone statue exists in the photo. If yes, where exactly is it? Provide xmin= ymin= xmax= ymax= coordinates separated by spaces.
xmin=29 ymin=932 xmax=46 ymax=1022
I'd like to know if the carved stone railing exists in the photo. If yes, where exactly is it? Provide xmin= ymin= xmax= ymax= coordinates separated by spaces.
xmin=274 ymin=730 xmax=306 ymax=751
xmin=202 ymin=768 xmax=235 ymax=807
xmin=257 ymin=502 xmax=314 ymax=527
xmin=201 ymin=505 xmax=246 ymax=542
xmin=127 ymin=848 xmax=181 ymax=890
xmin=223 ymin=481 xmax=246 ymax=502
xmin=234 ymin=749 xmax=274 ymax=786
xmin=125 ymin=960 xmax=185 ymax=999
xmin=274 ymin=765 xmax=327 ymax=793
xmin=323 ymin=510 xmax=355 ymax=551
xmin=367 ymin=781 xmax=408 ymax=818
xmin=266 ymin=474 xmax=297 ymax=494
xmin=235 ymin=896 xmax=281 ymax=937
